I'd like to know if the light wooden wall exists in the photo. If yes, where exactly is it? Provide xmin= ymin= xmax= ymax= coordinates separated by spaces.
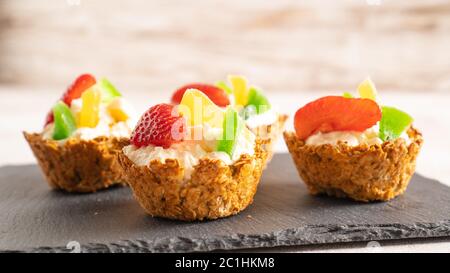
xmin=0 ymin=0 xmax=449 ymax=93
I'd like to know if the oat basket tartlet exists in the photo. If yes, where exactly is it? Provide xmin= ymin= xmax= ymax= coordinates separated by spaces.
xmin=284 ymin=78 xmax=423 ymax=202
xmin=119 ymin=140 xmax=266 ymax=221
xmin=24 ymin=134 xmax=128 ymax=193
xmin=284 ymin=127 xmax=423 ymax=202
xmin=24 ymin=73 xmax=136 ymax=193
xmin=122 ymin=90 xmax=266 ymax=221
xmin=170 ymin=75 xmax=287 ymax=167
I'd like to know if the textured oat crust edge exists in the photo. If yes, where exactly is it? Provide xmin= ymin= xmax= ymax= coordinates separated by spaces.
xmin=283 ymin=127 xmax=423 ymax=202
xmin=251 ymin=114 xmax=288 ymax=166
xmin=118 ymin=140 xmax=268 ymax=221
xmin=23 ymin=132 xmax=129 ymax=193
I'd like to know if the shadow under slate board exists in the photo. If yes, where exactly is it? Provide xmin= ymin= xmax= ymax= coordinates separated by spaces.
xmin=0 ymin=154 xmax=449 ymax=252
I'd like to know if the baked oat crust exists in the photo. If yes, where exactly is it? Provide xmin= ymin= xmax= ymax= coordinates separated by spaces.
xmin=251 ymin=114 xmax=288 ymax=167
xmin=283 ymin=127 xmax=423 ymax=202
xmin=24 ymin=132 xmax=128 ymax=193
xmin=118 ymin=140 xmax=267 ymax=221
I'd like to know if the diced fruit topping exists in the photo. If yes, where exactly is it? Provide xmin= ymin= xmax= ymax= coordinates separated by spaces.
xmin=358 ymin=78 xmax=378 ymax=101
xmin=342 ymin=92 xmax=354 ymax=98
xmin=98 ymin=78 xmax=122 ymax=103
xmin=178 ymin=89 xmax=224 ymax=128
xmin=379 ymin=106 xmax=413 ymax=141
xmin=108 ymin=98 xmax=131 ymax=122
xmin=229 ymin=75 xmax=249 ymax=106
xmin=79 ymin=88 xmax=101 ymax=128
xmin=215 ymin=81 xmax=233 ymax=94
xmin=294 ymin=96 xmax=382 ymax=140
xmin=171 ymin=83 xmax=230 ymax=107
xmin=131 ymin=103 xmax=186 ymax=148
xmin=171 ymin=76 xmax=272 ymax=122
xmin=61 ymin=74 xmax=97 ymax=106
xmin=52 ymin=101 xmax=77 ymax=140
xmin=43 ymin=74 xmax=133 ymax=140
xmin=44 ymin=74 xmax=96 ymax=127
xmin=246 ymin=86 xmax=271 ymax=115
xmin=217 ymin=107 xmax=244 ymax=157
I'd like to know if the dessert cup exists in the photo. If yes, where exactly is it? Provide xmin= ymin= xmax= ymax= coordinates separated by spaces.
xmin=284 ymin=127 xmax=423 ymax=202
xmin=24 ymin=133 xmax=128 ymax=193
xmin=24 ymin=74 xmax=136 ymax=193
xmin=121 ymin=88 xmax=266 ymax=221
xmin=118 ymin=140 xmax=267 ymax=221
xmin=284 ymin=78 xmax=423 ymax=202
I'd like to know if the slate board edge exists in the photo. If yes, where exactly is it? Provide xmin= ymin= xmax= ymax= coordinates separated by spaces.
xmin=4 ymin=220 xmax=450 ymax=253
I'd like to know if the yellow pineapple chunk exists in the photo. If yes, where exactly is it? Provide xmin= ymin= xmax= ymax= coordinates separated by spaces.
xmin=229 ymin=75 xmax=249 ymax=106
xmin=79 ymin=87 xmax=101 ymax=128
xmin=358 ymin=77 xmax=378 ymax=101
xmin=108 ymin=98 xmax=130 ymax=122
xmin=179 ymin=89 xmax=224 ymax=128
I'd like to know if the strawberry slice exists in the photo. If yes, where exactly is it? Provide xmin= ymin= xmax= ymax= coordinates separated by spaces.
xmin=44 ymin=74 xmax=96 ymax=126
xmin=131 ymin=103 xmax=187 ymax=148
xmin=61 ymin=74 xmax=96 ymax=106
xmin=171 ymin=83 xmax=230 ymax=107
xmin=294 ymin=96 xmax=382 ymax=140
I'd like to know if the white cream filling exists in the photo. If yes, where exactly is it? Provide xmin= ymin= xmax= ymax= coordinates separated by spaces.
xmin=305 ymin=124 xmax=411 ymax=146
xmin=245 ymin=108 xmax=278 ymax=129
xmin=123 ymin=124 xmax=256 ymax=180
xmin=123 ymin=143 xmax=233 ymax=180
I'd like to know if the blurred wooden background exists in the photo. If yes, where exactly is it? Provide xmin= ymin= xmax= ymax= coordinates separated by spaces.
xmin=0 ymin=0 xmax=449 ymax=94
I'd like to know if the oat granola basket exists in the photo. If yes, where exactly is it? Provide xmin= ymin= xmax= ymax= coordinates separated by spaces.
xmin=283 ymin=127 xmax=423 ymax=202
xmin=118 ymin=139 xmax=267 ymax=221
xmin=24 ymin=132 xmax=128 ymax=193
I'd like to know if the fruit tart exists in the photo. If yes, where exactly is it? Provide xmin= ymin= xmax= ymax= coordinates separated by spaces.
xmin=284 ymin=78 xmax=423 ymax=202
xmin=24 ymin=74 xmax=136 ymax=193
xmin=171 ymin=75 xmax=287 ymax=166
xmin=119 ymin=89 xmax=266 ymax=221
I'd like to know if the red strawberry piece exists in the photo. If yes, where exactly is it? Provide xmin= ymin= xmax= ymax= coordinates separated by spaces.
xmin=44 ymin=110 xmax=54 ymax=127
xmin=61 ymin=74 xmax=96 ymax=106
xmin=131 ymin=103 xmax=187 ymax=148
xmin=294 ymin=96 xmax=382 ymax=141
xmin=44 ymin=74 xmax=96 ymax=127
xmin=171 ymin=83 xmax=230 ymax=107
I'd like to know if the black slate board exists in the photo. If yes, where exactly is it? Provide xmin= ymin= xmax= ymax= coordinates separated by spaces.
xmin=1 ymin=154 xmax=450 ymax=253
